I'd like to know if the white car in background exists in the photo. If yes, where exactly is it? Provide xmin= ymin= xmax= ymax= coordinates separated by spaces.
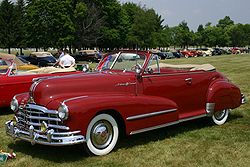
xmin=198 ymin=48 xmax=213 ymax=57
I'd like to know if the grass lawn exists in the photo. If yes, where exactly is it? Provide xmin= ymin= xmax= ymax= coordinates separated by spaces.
xmin=1 ymin=54 xmax=250 ymax=167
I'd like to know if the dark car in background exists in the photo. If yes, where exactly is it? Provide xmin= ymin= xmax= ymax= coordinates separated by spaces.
xmin=172 ymin=52 xmax=183 ymax=58
xmin=24 ymin=52 xmax=57 ymax=67
xmin=155 ymin=52 xmax=175 ymax=59
xmin=212 ymin=48 xmax=223 ymax=56
xmin=73 ymin=50 xmax=102 ymax=62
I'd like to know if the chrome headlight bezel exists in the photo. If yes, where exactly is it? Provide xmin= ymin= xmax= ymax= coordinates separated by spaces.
xmin=10 ymin=97 xmax=19 ymax=112
xmin=58 ymin=103 xmax=69 ymax=121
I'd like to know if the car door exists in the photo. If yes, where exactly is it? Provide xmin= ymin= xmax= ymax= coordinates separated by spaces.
xmin=140 ymin=55 xmax=210 ymax=121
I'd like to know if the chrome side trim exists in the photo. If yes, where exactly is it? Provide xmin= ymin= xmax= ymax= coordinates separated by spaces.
xmin=179 ymin=114 xmax=207 ymax=123
xmin=206 ymin=103 xmax=215 ymax=116
xmin=127 ymin=109 xmax=177 ymax=121
xmin=129 ymin=114 xmax=207 ymax=135
xmin=63 ymin=96 xmax=88 ymax=104
xmin=130 ymin=121 xmax=179 ymax=135
xmin=142 ymin=71 xmax=214 ymax=78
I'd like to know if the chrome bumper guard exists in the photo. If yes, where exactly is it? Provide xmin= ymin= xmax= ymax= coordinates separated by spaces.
xmin=6 ymin=121 xmax=85 ymax=146
xmin=241 ymin=94 xmax=246 ymax=104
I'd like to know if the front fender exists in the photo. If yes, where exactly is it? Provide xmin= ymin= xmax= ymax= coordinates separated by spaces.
xmin=48 ymin=94 xmax=178 ymax=135
xmin=207 ymin=79 xmax=241 ymax=112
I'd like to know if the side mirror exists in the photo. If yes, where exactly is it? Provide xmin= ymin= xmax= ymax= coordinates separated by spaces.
xmin=135 ymin=64 xmax=142 ymax=79
xmin=82 ymin=64 xmax=90 ymax=72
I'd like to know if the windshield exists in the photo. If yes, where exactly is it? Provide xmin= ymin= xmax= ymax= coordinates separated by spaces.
xmin=97 ymin=52 xmax=146 ymax=72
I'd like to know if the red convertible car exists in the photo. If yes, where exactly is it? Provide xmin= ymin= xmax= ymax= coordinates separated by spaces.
xmin=0 ymin=59 xmax=79 ymax=108
xmin=6 ymin=50 xmax=245 ymax=156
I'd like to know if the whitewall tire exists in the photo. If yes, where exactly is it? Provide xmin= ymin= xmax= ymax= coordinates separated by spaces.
xmin=85 ymin=114 xmax=119 ymax=156
xmin=212 ymin=109 xmax=229 ymax=125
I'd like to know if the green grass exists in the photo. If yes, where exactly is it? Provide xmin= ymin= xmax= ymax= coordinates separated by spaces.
xmin=1 ymin=54 xmax=250 ymax=167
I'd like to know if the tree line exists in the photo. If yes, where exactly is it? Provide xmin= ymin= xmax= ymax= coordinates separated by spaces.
xmin=0 ymin=0 xmax=249 ymax=54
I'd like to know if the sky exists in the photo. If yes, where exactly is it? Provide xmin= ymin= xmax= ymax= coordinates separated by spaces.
xmin=119 ymin=0 xmax=250 ymax=31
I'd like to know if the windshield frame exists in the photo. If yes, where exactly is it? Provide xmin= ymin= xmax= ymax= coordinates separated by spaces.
xmin=96 ymin=51 xmax=147 ymax=72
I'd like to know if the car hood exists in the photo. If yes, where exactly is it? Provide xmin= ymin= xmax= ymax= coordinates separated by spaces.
xmin=31 ymin=71 xmax=136 ymax=107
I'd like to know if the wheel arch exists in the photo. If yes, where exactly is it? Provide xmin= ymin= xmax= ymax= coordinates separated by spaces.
xmin=96 ymin=109 xmax=126 ymax=137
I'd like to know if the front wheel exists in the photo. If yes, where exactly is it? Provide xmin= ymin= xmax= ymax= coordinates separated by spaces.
xmin=211 ymin=109 xmax=229 ymax=125
xmin=85 ymin=114 xmax=119 ymax=156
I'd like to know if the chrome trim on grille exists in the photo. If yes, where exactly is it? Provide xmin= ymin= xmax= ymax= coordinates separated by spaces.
xmin=6 ymin=121 xmax=85 ymax=146
xmin=127 ymin=109 xmax=177 ymax=121
xmin=14 ymin=104 xmax=64 ymax=133
xmin=24 ymin=104 xmax=58 ymax=114
xmin=6 ymin=103 xmax=85 ymax=146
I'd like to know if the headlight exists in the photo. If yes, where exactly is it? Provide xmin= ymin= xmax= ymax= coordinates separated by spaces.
xmin=10 ymin=97 xmax=19 ymax=112
xmin=58 ymin=103 xmax=69 ymax=121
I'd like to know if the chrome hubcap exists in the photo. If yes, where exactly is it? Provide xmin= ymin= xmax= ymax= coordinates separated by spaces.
xmin=214 ymin=110 xmax=226 ymax=120
xmin=91 ymin=120 xmax=113 ymax=149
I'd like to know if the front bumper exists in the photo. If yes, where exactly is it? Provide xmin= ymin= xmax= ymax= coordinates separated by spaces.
xmin=6 ymin=120 xmax=85 ymax=146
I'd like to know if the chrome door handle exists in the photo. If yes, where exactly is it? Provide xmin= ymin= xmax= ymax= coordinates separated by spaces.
xmin=185 ymin=78 xmax=192 ymax=81
xmin=185 ymin=78 xmax=192 ymax=84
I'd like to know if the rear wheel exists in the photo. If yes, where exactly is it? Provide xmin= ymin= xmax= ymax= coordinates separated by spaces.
xmin=85 ymin=114 xmax=119 ymax=156
xmin=211 ymin=109 xmax=229 ymax=125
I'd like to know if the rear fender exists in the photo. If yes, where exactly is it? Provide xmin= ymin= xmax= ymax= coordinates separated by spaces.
xmin=206 ymin=79 xmax=241 ymax=115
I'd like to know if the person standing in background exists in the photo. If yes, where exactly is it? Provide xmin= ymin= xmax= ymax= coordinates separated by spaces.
xmin=59 ymin=49 xmax=75 ymax=68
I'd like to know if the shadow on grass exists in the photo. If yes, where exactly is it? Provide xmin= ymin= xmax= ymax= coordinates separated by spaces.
xmin=8 ymin=142 xmax=89 ymax=162
xmin=0 ymin=107 xmax=13 ymax=116
xmin=8 ymin=113 xmax=242 ymax=162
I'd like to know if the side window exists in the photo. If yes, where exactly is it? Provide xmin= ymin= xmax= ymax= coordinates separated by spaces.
xmin=145 ymin=54 xmax=160 ymax=74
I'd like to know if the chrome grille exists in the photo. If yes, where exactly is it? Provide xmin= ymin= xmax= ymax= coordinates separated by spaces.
xmin=16 ymin=104 xmax=69 ymax=133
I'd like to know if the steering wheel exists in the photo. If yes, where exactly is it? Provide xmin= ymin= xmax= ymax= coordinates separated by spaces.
xmin=131 ymin=63 xmax=142 ymax=71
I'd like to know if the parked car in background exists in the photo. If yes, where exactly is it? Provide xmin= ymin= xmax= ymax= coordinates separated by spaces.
xmin=197 ymin=48 xmax=213 ymax=57
xmin=212 ymin=48 xmax=223 ymax=56
xmin=231 ymin=48 xmax=243 ymax=54
xmin=155 ymin=52 xmax=175 ymax=59
xmin=24 ymin=52 xmax=57 ymax=67
xmin=0 ymin=52 xmax=38 ymax=70
xmin=74 ymin=50 xmax=102 ymax=62
xmin=172 ymin=52 xmax=183 ymax=58
xmin=6 ymin=50 xmax=245 ymax=156
xmin=180 ymin=49 xmax=200 ymax=58
xmin=0 ymin=59 xmax=79 ymax=108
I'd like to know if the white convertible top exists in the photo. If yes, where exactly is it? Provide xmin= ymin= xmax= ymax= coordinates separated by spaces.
xmin=157 ymin=63 xmax=216 ymax=71
xmin=18 ymin=67 xmax=76 ymax=75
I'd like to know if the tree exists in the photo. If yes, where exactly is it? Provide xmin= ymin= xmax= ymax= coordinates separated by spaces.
xmin=96 ymin=0 xmax=129 ymax=49
xmin=26 ymin=0 xmax=75 ymax=49
xmin=174 ymin=21 xmax=192 ymax=48
xmin=73 ymin=1 xmax=105 ymax=49
xmin=217 ymin=16 xmax=234 ymax=29
xmin=123 ymin=3 xmax=164 ymax=49
xmin=15 ymin=0 xmax=27 ymax=54
xmin=0 ymin=0 xmax=17 ymax=53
